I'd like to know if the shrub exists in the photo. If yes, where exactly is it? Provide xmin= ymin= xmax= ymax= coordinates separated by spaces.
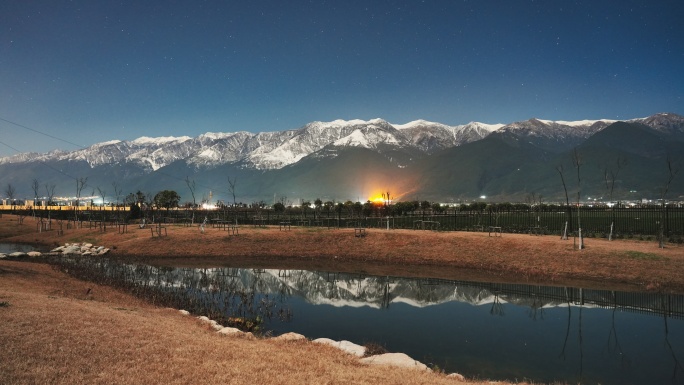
xmin=363 ymin=342 xmax=388 ymax=357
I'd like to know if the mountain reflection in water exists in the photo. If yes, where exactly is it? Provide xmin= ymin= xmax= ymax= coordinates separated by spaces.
xmin=51 ymin=257 xmax=684 ymax=385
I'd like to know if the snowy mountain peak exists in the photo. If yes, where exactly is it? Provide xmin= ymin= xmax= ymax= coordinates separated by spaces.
xmin=307 ymin=118 xmax=386 ymax=130
xmin=536 ymin=118 xmax=617 ymax=127
xmin=463 ymin=122 xmax=505 ymax=132
xmin=131 ymin=136 xmax=192 ymax=145
xmin=92 ymin=140 xmax=122 ymax=147
xmin=631 ymin=112 xmax=684 ymax=136
xmin=2 ymin=113 xmax=681 ymax=172
xmin=394 ymin=120 xmax=450 ymax=130
xmin=197 ymin=131 xmax=248 ymax=141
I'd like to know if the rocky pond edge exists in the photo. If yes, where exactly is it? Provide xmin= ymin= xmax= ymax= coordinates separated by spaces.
xmin=1 ymin=243 xmax=470 ymax=382
xmin=190 ymin=311 xmax=467 ymax=381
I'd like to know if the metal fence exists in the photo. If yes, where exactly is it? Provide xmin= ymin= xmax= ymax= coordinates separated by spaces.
xmin=3 ymin=206 xmax=683 ymax=240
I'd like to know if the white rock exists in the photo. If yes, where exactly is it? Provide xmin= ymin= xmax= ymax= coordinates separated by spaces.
xmin=313 ymin=338 xmax=366 ymax=357
xmin=359 ymin=353 xmax=430 ymax=371
xmin=217 ymin=327 xmax=243 ymax=335
xmin=313 ymin=337 xmax=336 ymax=345
xmin=273 ymin=332 xmax=306 ymax=341
xmin=27 ymin=251 xmax=42 ymax=257
xmin=51 ymin=246 xmax=65 ymax=252
xmin=84 ymin=243 xmax=93 ymax=248
xmin=179 ymin=310 xmax=190 ymax=316
xmin=9 ymin=252 xmax=27 ymax=258
xmin=0 ymin=253 xmax=7 ymax=259
xmin=197 ymin=316 xmax=223 ymax=331
xmin=62 ymin=246 xmax=82 ymax=255
xmin=338 ymin=340 xmax=366 ymax=357
xmin=447 ymin=373 xmax=466 ymax=381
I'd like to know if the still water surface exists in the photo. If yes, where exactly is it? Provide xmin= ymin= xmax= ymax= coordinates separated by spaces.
xmin=47 ymin=257 xmax=684 ymax=384
xmin=0 ymin=243 xmax=36 ymax=253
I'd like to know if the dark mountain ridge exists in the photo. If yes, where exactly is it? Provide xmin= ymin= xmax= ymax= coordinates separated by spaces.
xmin=1 ymin=113 xmax=682 ymax=203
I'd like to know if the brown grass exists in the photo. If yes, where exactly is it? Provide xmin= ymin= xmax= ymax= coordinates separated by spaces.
xmin=3 ymin=214 xmax=684 ymax=293
xmin=5 ymin=214 xmax=668 ymax=383
xmin=0 ymin=260 xmax=526 ymax=385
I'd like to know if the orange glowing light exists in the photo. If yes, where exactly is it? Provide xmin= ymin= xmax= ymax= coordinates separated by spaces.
xmin=371 ymin=196 xmax=385 ymax=203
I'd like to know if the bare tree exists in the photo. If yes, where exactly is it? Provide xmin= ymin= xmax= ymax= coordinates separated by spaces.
xmin=603 ymin=156 xmax=625 ymax=204
xmin=112 ymin=181 xmax=122 ymax=208
xmin=97 ymin=186 xmax=107 ymax=211
xmin=382 ymin=190 xmax=392 ymax=216
xmin=73 ymin=177 xmax=87 ymax=225
xmin=31 ymin=178 xmax=41 ymax=216
xmin=228 ymin=176 xmax=238 ymax=224
xmin=572 ymin=148 xmax=584 ymax=249
xmin=556 ymin=165 xmax=571 ymax=240
xmin=659 ymin=155 xmax=680 ymax=248
xmin=112 ymin=181 xmax=123 ymax=222
xmin=143 ymin=192 xmax=155 ymax=223
xmin=603 ymin=156 xmax=625 ymax=240
xmin=525 ymin=192 xmax=543 ymax=233
xmin=44 ymin=183 xmax=56 ymax=226
xmin=4 ymin=183 xmax=17 ymax=212
xmin=185 ymin=176 xmax=197 ymax=224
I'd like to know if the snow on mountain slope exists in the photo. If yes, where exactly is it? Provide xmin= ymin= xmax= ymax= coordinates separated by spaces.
xmin=631 ymin=112 xmax=684 ymax=136
xmin=494 ymin=118 xmax=617 ymax=152
xmin=245 ymin=119 xmax=407 ymax=169
xmin=186 ymin=131 xmax=256 ymax=167
xmin=500 ymin=118 xmax=613 ymax=139
xmin=395 ymin=120 xmax=503 ymax=153
xmin=541 ymin=119 xmax=617 ymax=127
xmin=2 ymin=114 xmax=681 ymax=170
xmin=130 ymin=136 xmax=192 ymax=145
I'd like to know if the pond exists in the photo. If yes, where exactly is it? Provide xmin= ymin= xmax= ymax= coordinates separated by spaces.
xmin=47 ymin=257 xmax=684 ymax=385
xmin=0 ymin=243 xmax=37 ymax=254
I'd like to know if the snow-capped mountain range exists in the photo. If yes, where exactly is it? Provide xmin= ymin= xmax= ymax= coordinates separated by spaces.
xmin=6 ymin=114 xmax=676 ymax=171
xmin=2 ymin=113 xmax=683 ymax=202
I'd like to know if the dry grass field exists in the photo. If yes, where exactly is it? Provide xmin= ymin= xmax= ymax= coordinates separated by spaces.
xmin=0 ymin=260 xmax=486 ymax=385
xmin=3 ymin=214 xmax=684 ymax=292
xmin=2 ymin=213 xmax=683 ymax=384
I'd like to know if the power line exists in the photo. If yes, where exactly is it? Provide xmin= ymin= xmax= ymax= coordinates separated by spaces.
xmin=0 ymin=116 xmax=234 ymax=197
xmin=0 ymin=139 xmax=79 ymax=181
xmin=0 ymin=117 xmax=85 ymax=150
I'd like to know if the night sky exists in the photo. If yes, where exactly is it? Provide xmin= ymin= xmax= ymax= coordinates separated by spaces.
xmin=1 ymin=0 xmax=682 ymax=157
